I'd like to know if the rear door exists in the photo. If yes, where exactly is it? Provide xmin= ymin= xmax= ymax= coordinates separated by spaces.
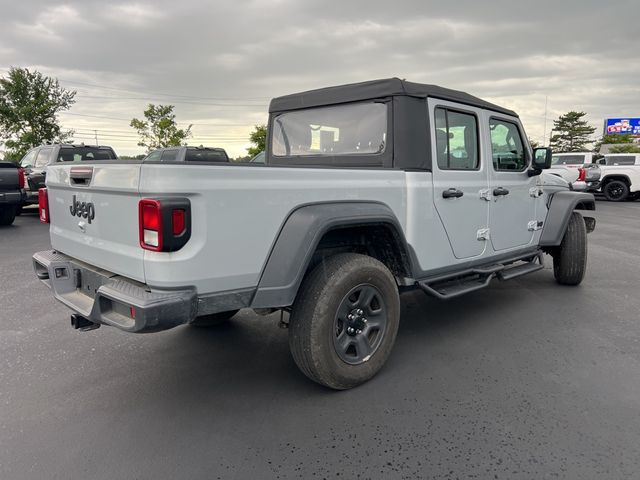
xmin=46 ymin=162 xmax=145 ymax=282
xmin=429 ymin=99 xmax=489 ymax=259
xmin=485 ymin=113 xmax=537 ymax=251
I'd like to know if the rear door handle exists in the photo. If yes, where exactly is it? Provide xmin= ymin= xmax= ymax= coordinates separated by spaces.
xmin=493 ymin=187 xmax=510 ymax=196
xmin=442 ymin=188 xmax=464 ymax=199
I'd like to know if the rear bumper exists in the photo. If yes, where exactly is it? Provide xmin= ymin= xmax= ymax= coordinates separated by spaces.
xmin=33 ymin=250 xmax=197 ymax=333
xmin=0 ymin=190 xmax=25 ymax=206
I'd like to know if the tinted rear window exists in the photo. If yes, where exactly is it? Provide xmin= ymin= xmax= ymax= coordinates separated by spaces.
xmin=551 ymin=155 xmax=585 ymax=165
xmin=185 ymin=150 xmax=229 ymax=162
xmin=58 ymin=147 xmax=117 ymax=162
xmin=604 ymin=156 xmax=636 ymax=165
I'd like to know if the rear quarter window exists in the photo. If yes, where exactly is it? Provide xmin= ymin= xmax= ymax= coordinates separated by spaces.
xmin=270 ymin=101 xmax=388 ymax=167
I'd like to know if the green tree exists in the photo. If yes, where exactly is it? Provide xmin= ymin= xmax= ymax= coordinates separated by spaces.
xmin=594 ymin=134 xmax=638 ymax=152
xmin=247 ymin=124 xmax=267 ymax=157
xmin=130 ymin=104 xmax=192 ymax=152
xmin=600 ymin=134 xmax=635 ymax=145
xmin=0 ymin=67 xmax=76 ymax=161
xmin=609 ymin=143 xmax=640 ymax=153
xmin=549 ymin=111 xmax=596 ymax=152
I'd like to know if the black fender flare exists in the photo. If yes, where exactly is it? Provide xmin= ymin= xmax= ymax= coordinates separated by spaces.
xmin=539 ymin=191 xmax=595 ymax=246
xmin=250 ymin=201 xmax=412 ymax=308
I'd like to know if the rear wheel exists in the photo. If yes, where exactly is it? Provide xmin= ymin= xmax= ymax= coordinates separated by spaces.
xmin=603 ymin=180 xmax=629 ymax=202
xmin=553 ymin=211 xmax=587 ymax=286
xmin=288 ymin=253 xmax=400 ymax=390
xmin=0 ymin=207 xmax=16 ymax=226
xmin=189 ymin=309 xmax=239 ymax=327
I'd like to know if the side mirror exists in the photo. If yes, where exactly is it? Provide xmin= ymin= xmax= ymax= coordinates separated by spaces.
xmin=532 ymin=147 xmax=552 ymax=169
xmin=597 ymin=158 xmax=606 ymax=165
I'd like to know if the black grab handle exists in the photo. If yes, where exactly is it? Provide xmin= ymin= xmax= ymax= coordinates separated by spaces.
xmin=493 ymin=187 xmax=510 ymax=196
xmin=442 ymin=188 xmax=464 ymax=199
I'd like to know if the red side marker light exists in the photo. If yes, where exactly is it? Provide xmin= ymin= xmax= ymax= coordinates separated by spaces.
xmin=172 ymin=209 xmax=186 ymax=236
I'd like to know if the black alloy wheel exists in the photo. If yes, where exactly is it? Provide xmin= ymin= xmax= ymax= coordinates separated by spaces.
xmin=333 ymin=284 xmax=388 ymax=365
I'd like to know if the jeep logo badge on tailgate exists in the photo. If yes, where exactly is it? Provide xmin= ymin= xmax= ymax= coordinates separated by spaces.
xmin=69 ymin=195 xmax=95 ymax=224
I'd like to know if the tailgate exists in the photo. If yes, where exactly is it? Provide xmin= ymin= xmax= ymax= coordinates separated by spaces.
xmin=46 ymin=163 xmax=145 ymax=282
xmin=0 ymin=162 xmax=19 ymax=193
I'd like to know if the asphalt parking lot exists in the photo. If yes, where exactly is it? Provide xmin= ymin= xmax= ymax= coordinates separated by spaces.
xmin=1 ymin=202 xmax=640 ymax=479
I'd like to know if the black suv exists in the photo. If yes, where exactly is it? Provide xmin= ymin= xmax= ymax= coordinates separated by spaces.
xmin=19 ymin=144 xmax=118 ymax=207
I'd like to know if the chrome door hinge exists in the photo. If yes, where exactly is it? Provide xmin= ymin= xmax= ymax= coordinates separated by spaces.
xmin=529 ymin=187 xmax=543 ymax=198
xmin=479 ymin=188 xmax=492 ymax=201
xmin=527 ymin=220 xmax=544 ymax=231
xmin=477 ymin=228 xmax=490 ymax=240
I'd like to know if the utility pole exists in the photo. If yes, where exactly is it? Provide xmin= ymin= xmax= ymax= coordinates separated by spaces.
xmin=94 ymin=130 xmax=99 ymax=145
xmin=543 ymin=96 xmax=548 ymax=146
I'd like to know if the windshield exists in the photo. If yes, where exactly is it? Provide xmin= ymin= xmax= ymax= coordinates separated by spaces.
xmin=272 ymin=102 xmax=387 ymax=157
xmin=58 ymin=147 xmax=116 ymax=161
xmin=551 ymin=154 xmax=585 ymax=165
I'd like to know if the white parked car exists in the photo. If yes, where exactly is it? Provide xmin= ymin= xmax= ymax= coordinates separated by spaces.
xmin=596 ymin=153 xmax=640 ymax=201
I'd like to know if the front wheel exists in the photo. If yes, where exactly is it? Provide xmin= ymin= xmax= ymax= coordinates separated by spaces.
xmin=288 ymin=253 xmax=400 ymax=390
xmin=553 ymin=211 xmax=587 ymax=286
xmin=603 ymin=180 xmax=629 ymax=202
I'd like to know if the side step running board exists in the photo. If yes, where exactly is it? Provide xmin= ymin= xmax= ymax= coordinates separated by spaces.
xmin=417 ymin=252 xmax=544 ymax=300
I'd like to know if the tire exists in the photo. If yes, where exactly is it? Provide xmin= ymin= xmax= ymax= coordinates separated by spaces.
xmin=553 ymin=211 xmax=587 ymax=286
xmin=288 ymin=253 xmax=400 ymax=390
xmin=603 ymin=179 xmax=629 ymax=202
xmin=15 ymin=205 xmax=22 ymax=216
xmin=189 ymin=309 xmax=239 ymax=327
xmin=0 ymin=207 xmax=16 ymax=226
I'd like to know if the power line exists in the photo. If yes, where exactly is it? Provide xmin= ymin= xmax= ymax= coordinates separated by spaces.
xmin=60 ymin=112 xmax=260 ymax=127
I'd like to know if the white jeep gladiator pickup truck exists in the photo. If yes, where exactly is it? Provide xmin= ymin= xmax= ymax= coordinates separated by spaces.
xmin=33 ymin=78 xmax=596 ymax=389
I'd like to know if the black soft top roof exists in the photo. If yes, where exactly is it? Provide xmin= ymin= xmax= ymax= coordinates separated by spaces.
xmin=269 ymin=77 xmax=517 ymax=117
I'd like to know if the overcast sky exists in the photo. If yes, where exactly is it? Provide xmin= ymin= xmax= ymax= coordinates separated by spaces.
xmin=0 ymin=0 xmax=638 ymax=157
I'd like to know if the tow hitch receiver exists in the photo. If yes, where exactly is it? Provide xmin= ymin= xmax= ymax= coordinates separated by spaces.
xmin=70 ymin=314 xmax=100 ymax=332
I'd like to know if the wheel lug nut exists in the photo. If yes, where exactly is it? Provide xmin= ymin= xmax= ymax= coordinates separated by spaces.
xmin=356 ymin=329 xmax=362 ymax=334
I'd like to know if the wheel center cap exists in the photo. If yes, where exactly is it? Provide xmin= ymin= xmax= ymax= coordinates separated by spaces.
xmin=347 ymin=308 xmax=367 ymax=335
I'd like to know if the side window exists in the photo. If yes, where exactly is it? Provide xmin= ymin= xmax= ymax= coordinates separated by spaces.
xmin=145 ymin=151 xmax=162 ymax=162
xmin=489 ymin=119 xmax=527 ymax=171
xmin=161 ymin=149 xmax=179 ymax=161
xmin=434 ymin=107 xmax=479 ymax=170
xmin=20 ymin=150 xmax=37 ymax=168
xmin=271 ymin=102 xmax=387 ymax=161
xmin=606 ymin=156 xmax=635 ymax=165
xmin=35 ymin=148 xmax=53 ymax=168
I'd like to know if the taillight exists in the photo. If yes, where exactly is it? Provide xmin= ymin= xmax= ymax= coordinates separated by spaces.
xmin=139 ymin=198 xmax=191 ymax=252
xmin=38 ymin=188 xmax=50 ymax=223
xmin=139 ymin=199 xmax=163 ymax=251
xmin=18 ymin=167 xmax=25 ymax=189
xmin=577 ymin=167 xmax=586 ymax=182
